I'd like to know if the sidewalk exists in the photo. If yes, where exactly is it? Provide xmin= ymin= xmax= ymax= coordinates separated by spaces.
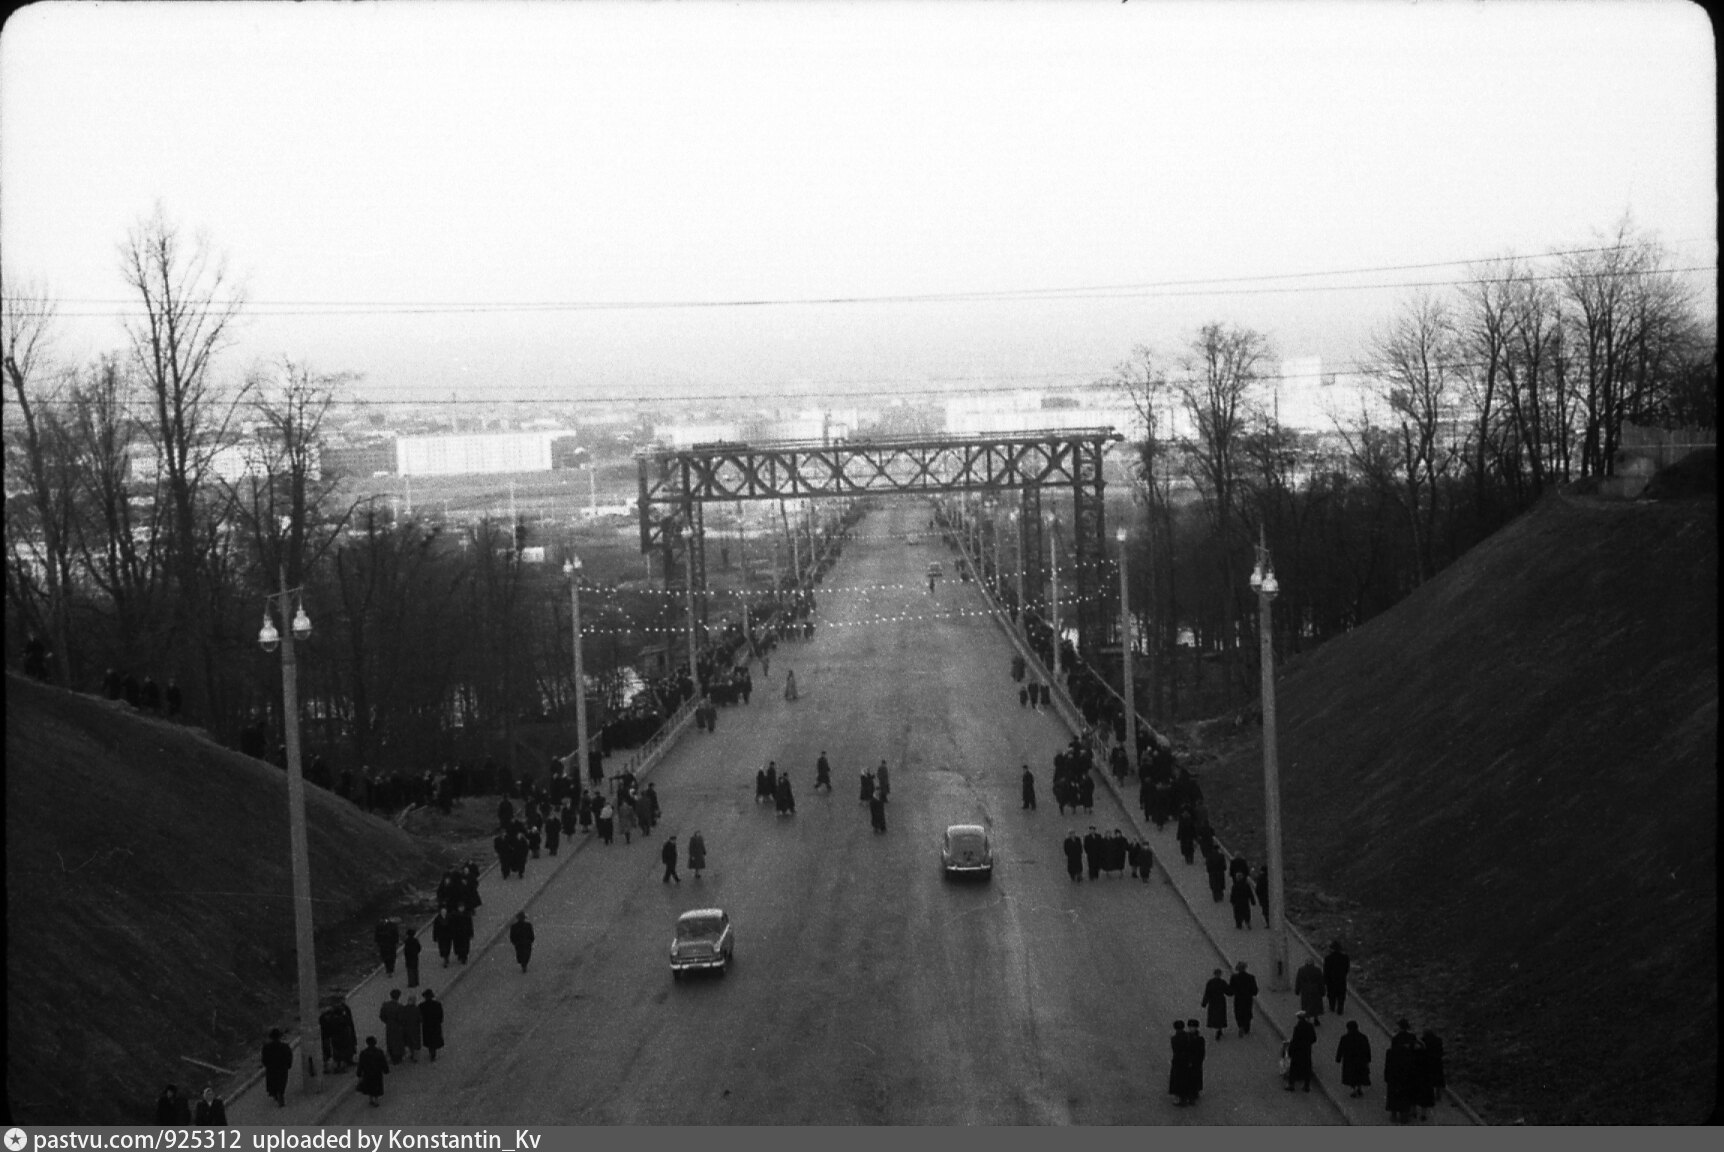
xmin=962 ymin=541 xmax=1477 ymax=1127
xmin=225 ymin=705 xmax=703 ymax=1125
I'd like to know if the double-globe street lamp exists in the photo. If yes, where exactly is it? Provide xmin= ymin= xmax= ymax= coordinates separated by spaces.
xmin=257 ymin=567 xmax=319 ymax=1093
xmin=1047 ymin=513 xmax=1061 ymax=683
xmin=1249 ymin=537 xmax=1290 ymax=990
xmin=562 ymin=556 xmax=590 ymax=787
xmin=681 ymin=525 xmax=699 ymax=685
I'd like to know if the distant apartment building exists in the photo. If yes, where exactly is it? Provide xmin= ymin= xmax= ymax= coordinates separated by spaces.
xmin=1269 ymin=357 xmax=1395 ymax=432
xmin=128 ymin=438 xmax=322 ymax=485
xmin=321 ymin=439 xmax=398 ymax=478
xmin=944 ymin=392 xmax=1147 ymax=440
xmin=655 ymin=421 xmax=741 ymax=447
xmin=395 ymin=431 xmax=563 ymax=477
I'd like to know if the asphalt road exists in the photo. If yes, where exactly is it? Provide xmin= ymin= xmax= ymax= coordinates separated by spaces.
xmin=320 ymin=501 xmax=1341 ymax=1124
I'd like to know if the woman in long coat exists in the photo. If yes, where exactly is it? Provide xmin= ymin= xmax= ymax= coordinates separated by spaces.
xmin=1295 ymin=958 xmax=1328 ymax=1020
xmin=1383 ymin=1028 xmax=1419 ymax=1122
xmin=687 ymin=831 xmax=707 ymax=878
xmin=1416 ymin=1031 xmax=1445 ymax=1119
xmin=356 ymin=1038 xmax=389 ymax=1105
xmin=379 ymin=992 xmax=406 ymax=1063
xmin=399 ymin=994 xmax=422 ymax=1061
xmin=1335 ymin=1021 xmax=1372 ymax=1097
xmin=859 ymin=769 xmax=874 ymax=803
xmin=1168 ymin=1022 xmax=1192 ymax=1104
xmin=419 ymin=990 xmax=445 ymax=1062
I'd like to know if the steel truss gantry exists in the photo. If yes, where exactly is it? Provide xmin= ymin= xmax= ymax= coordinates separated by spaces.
xmin=637 ymin=428 xmax=1123 ymax=653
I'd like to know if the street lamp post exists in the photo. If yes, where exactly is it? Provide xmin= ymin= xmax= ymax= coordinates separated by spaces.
xmin=990 ymin=501 xmax=1002 ymax=595
xmin=563 ymin=557 xmax=589 ymax=786
xmin=1012 ymin=510 xmax=1024 ymax=634
xmin=682 ymin=526 xmax=699 ymax=684
xmin=1047 ymin=514 xmax=1061 ymax=683
xmin=1117 ymin=527 xmax=1137 ymax=775
xmin=257 ymin=566 xmax=319 ymax=1094
xmin=1249 ymin=536 xmax=1290 ymax=991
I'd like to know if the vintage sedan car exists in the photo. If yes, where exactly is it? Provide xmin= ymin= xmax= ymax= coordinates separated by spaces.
xmin=670 ymin=908 xmax=734 ymax=978
xmin=940 ymin=824 xmax=993 ymax=880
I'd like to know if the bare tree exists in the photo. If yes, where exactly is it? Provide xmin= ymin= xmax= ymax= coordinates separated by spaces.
xmin=1367 ymin=293 xmax=1463 ymax=585
xmin=1176 ymin=321 xmax=1270 ymax=703
xmin=119 ymin=205 xmax=247 ymax=726
xmin=1113 ymin=345 xmax=1181 ymax=717
xmin=2 ymin=276 xmax=77 ymax=684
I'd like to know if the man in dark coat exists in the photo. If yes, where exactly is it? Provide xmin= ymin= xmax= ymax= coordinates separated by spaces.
xmin=1325 ymin=941 xmax=1352 ymax=1015
xmin=1176 ymin=811 xmax=1197 ymax=864
xmin=420 ymin=990 xmax=445 ymax=1062
xmin=1295 ymin=956 xmax=1327 ymax=1024
xmin=1168 ymin=1021 xmax=1192 ymax=1105
xmin=859 ymin=768 xmax=874 ymax=803
xmin=1078 ymin=773 xmax=1094 ymax=813
xmin=449 ymin=906 xmax=474 ymax=965
xmin=356 ymin=1037 xmax=389 ymax=1106
xmin=869 ymin=792 xmax=887 ymax=833
xmin=374 ymin=918 xmax=400 ymax=975
xmin=1205 ymin=847 xmax=1228 ymax=902
xmin=402 ymin=927 xmax=423 ymax=988
xmin=1229 ymin=874 xmax=1257 ymax=929
xmin=1201 ymin=968 xmax=1232 ymax=1040
xmin=1285 ymin=1011 xmax=1318 ymax=1091
xmin=193 ymin=1086 xmax=227 ymax=1126
xmin=1415 ymin=1031 xmax=1445 ymax=1120
xmin=1335 ymin=1020 xmax=1372 ymax=1097
xmin=661 ymin=835 xmax=681 ymax=883
xmin=875 ymin=760 xmax=890 ymax=802
xmin=1062 ymin=832 xmax=1083 ymax=881
xmin=1383 ymin=1022 xmax=1419 ymax=1123
xmin=755 ymin=767 xmax=771 ymax=804
xmin=816 ymin=752 xmax=832 ymax=791
xmin=260 ymin=1028 xmax=293 ymax=1106
xmin=156 ymin=1084 xmax=192 ymax=1124
xmin=1185 ymin=1020 xmax=1206 ymax=1102
xmin=1229 ymin=961 xmax=1259 ymax=1037
xmin=764 ymin=762 xmax=778 ymax=801
xmin=1021 ymin=765 xmax=1036 ymax=810
xmin=1082 ymin=826 xmax=1103 ymax=880
xmin=319 ymin=1000 xmax=347 ymax=1072
xmin=544 ymin=815 xmax=561 ymax=856
xmin=777 ymin=774 xmax=795 ymax=814
xmin=379 ymin=990 xmax=406 ymax=1063
xmin=509 ymin=911 xmax=535 ymax=972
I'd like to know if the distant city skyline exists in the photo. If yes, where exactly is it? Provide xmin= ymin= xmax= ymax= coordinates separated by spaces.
xmin=2 ymin=1 xmax=1714 ymax=405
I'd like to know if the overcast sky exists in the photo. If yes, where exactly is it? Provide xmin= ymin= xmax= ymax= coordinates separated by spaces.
xmin=1 ymin=0 xmax=1714 ymax=406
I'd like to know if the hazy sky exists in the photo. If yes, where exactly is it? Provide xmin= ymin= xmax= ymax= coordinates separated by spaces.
xmin=1 ymin=0 xmax=1714 ymax=406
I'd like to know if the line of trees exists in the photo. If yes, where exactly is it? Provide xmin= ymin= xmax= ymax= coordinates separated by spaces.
xmin=1116 ymin=219 xmax=1714 ymax=721
xmin=3 ymin=207 xmax=645 ymax=774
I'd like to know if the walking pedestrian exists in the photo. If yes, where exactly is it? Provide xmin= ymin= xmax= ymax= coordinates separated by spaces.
xmin=618 ymin=798 xmax=637 ymax=844
xmin=260 ymin=1029 xmax=293 ymax=1106
xmin=509 ymin=911 xmax=535 ymax=972
xmin=1229 ymin=873 xmax=1257 ymax=929
xmin=1384 ymin=1021 xmax=1419 ymax=1123
xmin=661 ymin=834 xmax=682 ymax=883
xmin=1415 ymin=1030 xmax=1445 ymax=1121
xmin=1169 ymin=1021 xmax=1193 ymax=1106
xmin=1201 ymin=968 xmax=1232 ymax=1041
xmin=374 ymin=918 xmax=400 ymax=976
xmin=402 ymin=927 xmax=422 ymax=988
xmin=875 ymin=760 xmax=890 ymax=802
xmin=597 ymin=799 xmax=615 ymax=844
xmin=859 ymin=768 xmax=874 ymax=803
xmin=1325 ymin=940 xmax=1352 ymax=1015
xmin=1186 ymin=1020 xmax=1207 ymax=1102
xmin=1021 ymin=765 xmax=1036 ymax=810
xmin=399 ymin=990 xmax=422 ymax=1063
xmin=1176 ymin=811 xmax=1196 ymax=865
xmin=869 ymin=792 xmax=887 ymax=833
xmin=776 ymin=773 xmax=796 ymax=815
xmin=544 ymin=815 xmax=560 ymax=856
xmin=420 ymin=990 xmax=445 ymax=1062
xmin=193 ymin=1086 xmax=227 ymax=1126
xmin=1063 ymin=831 xmax=1083 ymax=881
xmin=334 ymin=1001 xmax=358 ymax=1069
xmin=783 ymin=670 xmax=798 ymax=700
xmin=379 ymin=990 xmax=406 ymax=1064
xmin=815 ymin=752 xmax=832 ymax=791
xmin=688 ymin=830 xmax=707 ymax=878
xmin=1083 ymin=826 xmax=1103 ymax=880
xmin=445 ymin=906 xmax=472 ymax=965
xmin=356 ymin=1037 xmax=389 ymax=1106
xmin=432 ymin=909 xmax=453 ymax=969
xmin=156 ymin=1084 xmax=192 ymax=1125
xmin=1285 ymin=1012 xmax=1317 ymax=1091
xmin=1336 ymin=1020 xmax=1372 ymax=1097
xmin=1229 ymin=961 xmax=1259 ymax=1037
xmin=1205 ymin=847 xmax=1228 ymax=902
xmin=1296 ymin=955 xmax=1328 ymax=1023
xmin=318 ymin=999 xmax=348 ymax=1072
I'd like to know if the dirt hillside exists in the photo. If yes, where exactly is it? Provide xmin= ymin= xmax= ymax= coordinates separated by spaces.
xmin=4 ymin=677 xmax=454 ymax=1124
xmin=1191 ymin=488 xmax=1717 ymax=1123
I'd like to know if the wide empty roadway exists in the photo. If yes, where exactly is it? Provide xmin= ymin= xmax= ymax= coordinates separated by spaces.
xmin=323 ymin=500 xmax=1340 ymax=1124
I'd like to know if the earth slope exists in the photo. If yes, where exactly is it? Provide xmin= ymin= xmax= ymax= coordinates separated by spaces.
xmin=1195 ymin=489 xmax=1717 ymax=1123
xmin=5 ymin=676 xmax=448 ymax=1124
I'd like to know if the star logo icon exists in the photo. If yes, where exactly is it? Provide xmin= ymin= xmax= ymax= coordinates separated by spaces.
xmin=5 ymin=1128 xmax=28 ymax=1151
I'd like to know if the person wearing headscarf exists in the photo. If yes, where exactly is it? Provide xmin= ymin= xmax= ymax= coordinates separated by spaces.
xmin=1285 ymin=1012 xmax=1318 ymax=1091
xmin=193 ymin=1086 xmax=227 ymax=1125
xmin=1335 ymin=1020 xmax=1372 ymax=1097
xmin=355 ymin=1037 xmax=389 ymax=1106
xmin=1295 ymin=956 xmax=1327 ymax=1023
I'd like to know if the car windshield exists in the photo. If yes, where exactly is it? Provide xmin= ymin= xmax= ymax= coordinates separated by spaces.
xmin=676 ymin=917 xmax=724 ymax=940
xmin=949 ymin=831 xmax=986 ymax=851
